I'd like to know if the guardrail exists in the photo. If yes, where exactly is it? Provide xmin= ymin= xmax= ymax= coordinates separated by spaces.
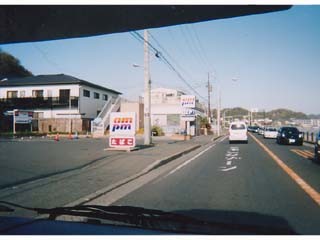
xmin=302 ymin=132 xmax=317 ymax=144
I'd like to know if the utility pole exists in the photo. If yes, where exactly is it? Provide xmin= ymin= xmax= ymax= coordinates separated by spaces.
xmin=144 ymin=30 xmax=151 ymax=145
xmin=206 ymin=73 xmax=212 ymax=123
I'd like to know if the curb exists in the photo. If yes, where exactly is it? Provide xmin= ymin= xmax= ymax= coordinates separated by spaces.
xmin=65 ymin=144 xmax=201 ymax=207
xmin=211 ymin=134 xmax=226 ymax=142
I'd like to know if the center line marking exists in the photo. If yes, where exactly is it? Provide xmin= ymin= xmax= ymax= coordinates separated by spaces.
xmin=249 ymin=132 xmax=320 ymax=206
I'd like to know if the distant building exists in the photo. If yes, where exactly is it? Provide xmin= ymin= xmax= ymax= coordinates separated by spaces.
xmin=148 ymin=87 xmax=205 ymax=136
xmin=0 ymin=74 xmax=121 ymax=133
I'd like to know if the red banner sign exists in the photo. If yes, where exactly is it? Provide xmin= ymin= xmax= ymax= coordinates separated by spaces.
xmin=109 ymin=137 xmax=136 ymax=148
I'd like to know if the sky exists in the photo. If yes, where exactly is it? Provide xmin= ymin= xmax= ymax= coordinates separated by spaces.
xmin=1 ymin=5 xmax=320 ymax=114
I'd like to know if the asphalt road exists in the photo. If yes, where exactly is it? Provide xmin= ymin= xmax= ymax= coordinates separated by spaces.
xmin=113 ymin=133 xmax=320 ymax=234
xmin=0 ymin=137 xmax=113 ymax=189
xmin=0 ymin=136 xmax=146 ymax=189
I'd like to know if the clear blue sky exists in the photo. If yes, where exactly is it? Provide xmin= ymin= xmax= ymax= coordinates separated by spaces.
xmin=1 ymin=5 xmax=319 ymax=114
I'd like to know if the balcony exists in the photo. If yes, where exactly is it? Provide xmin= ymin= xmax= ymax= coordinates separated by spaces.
xmin=0 ymin=96 xmax=79 ymax=110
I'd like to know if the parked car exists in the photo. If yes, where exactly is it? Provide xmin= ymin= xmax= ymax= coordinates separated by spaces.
xmin=263 ymin=127 xmax=278 ymax=139
xmin=314 ymin=131 xmax=320 ymax=163
xmin=229 ymin=121 xmax=248 ymax=144
xmin=276 ymin=127 xmax=303 ymax=145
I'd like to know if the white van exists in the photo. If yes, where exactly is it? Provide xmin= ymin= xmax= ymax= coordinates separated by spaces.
xmin=229 ymin=121 xmax=248 ymax=144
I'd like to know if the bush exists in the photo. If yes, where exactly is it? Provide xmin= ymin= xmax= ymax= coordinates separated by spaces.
xmin=136 ymin=128 xmax=144 ymax=134
xmin=152 ymin=125 xmax=164 ymax=136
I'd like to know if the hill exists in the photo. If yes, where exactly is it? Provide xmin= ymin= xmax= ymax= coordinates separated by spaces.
xmin=214 ymin=107 xmax=310 ymax=121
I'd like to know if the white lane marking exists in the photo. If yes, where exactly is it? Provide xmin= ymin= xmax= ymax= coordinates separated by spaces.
xmin=226 ymin=161 xmax=232 ymax=165
xmin=219 ymin=136 xmax=227 ymax=142
xmin=164 ymin=144 xmax=216 ymax=178
xmin=220 ymin=166 xmax=237 ymax=172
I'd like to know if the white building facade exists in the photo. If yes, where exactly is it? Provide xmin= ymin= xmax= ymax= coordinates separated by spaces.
xmin=0 ymin=74 xmax=121 ymax=133
xmin=149 ymin=88 xmax=205 ymax=136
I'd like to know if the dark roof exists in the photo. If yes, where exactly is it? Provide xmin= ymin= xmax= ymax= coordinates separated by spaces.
xmin=0 ymin=74 xmax=121 ymax=94
xmin=0 ymin=5 xmax=291 ymax=44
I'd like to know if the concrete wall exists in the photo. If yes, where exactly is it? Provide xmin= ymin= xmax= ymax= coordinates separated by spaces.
xmin=38 ymin=118 xmax=84 ymax=133
xmin=120 ymin=102 xmax=144 ymax=130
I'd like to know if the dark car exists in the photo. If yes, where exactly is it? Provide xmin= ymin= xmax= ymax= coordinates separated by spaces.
xmin=276 ymin=127 xmax=303 ymax=145
xmin=248 ymin=126 xmax=259 ymax=133
xmin=314 ymin=131 xmax=320 ymax=163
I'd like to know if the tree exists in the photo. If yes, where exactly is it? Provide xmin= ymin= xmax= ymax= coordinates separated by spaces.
xmin=0 ymin=49 xmax=33 ymax=78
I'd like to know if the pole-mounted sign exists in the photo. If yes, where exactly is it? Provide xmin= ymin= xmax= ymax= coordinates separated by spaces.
xmin=109 ymin=112 xmax=136 ymax=150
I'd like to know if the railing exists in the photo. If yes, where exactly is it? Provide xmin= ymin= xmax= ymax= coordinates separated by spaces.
xmin=91 ymin=96 xmax=121 ymax=137
xmin=0 ymin=97 xmax=79 ymax=109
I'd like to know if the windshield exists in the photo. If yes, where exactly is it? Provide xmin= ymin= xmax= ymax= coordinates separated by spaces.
xmin=0 ymin=4 xmax=320 ymax=236
xmin=283 ymin=127 xmax=299 ymax=134
xmin=231 ymin=124 xmax=246 ymax=130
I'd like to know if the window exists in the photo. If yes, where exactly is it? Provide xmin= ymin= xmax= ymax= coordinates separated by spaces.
xmin=94 ymin=92 xmax=100 ymax=99
xmin=83 ymin=89 xmax=90 ymax=98
xmin=7 ymin=91 xmax=18 ymax=98
xmin=60 ymin=89 xmax=70 ymax=102
xmin=231 ymin=124 xmax=246 ymax=130
xmin=32 ymin=90 xmax=44 ymax=98
xmin=19 ymin=90 xmax=25 ymax=98
xmin=103 ymin=94 xmax=108 ymax=101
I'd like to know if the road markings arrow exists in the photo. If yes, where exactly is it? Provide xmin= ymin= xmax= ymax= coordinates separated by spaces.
xmin=220 ymin=166 xmax=237 ymax=172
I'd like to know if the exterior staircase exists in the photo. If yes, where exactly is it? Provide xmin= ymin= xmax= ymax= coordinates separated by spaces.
xmin=91 ymin=96 xmax=121 ymax=138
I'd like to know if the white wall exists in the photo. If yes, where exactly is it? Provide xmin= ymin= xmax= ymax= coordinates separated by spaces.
xmin=151 ymin=104 xmax=182 ymax=115
xmin=0 ymin=84 xmax=80 ymax=98
xmin=79 ymin=85 xmax=119 ymax=119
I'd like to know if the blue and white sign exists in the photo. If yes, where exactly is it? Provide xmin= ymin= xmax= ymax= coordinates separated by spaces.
xmin=182 ymin=108 xmax=196 ymax=116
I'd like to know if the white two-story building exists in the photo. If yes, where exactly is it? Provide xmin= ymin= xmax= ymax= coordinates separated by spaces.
xmin=0 ymin=74 xmax=121 ymax=133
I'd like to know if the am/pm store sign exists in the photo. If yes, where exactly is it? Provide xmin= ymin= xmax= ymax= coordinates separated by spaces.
xmin=109 ymin=112 xmax=136 ymax=148
xmin=181 ymin=95 xmax=196 ymax=108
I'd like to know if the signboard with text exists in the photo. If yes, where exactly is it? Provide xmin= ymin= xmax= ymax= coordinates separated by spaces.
xmin=110 ymin=112 xmax=136 ymax=136
xmin=15 ymin=110 xmax=33 ymax=124
xmin=109 ymin=112 xmax=136 ymax=149
xmin=180 ymin=95 xmax=196 ymax=108
xmin=181 ymin=108 xmax=196 ymax=116
xmin=109 ymin=137 xmax=136 ymax=148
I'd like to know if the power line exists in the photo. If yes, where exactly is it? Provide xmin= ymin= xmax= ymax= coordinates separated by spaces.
xmin=130 ymin=31 xmax=208 ymax=102
xmin=186 ymin=25 xmax=212 ymax=72
xmin=32 ymin=44 xmax=64 ymax=73
xmin=179 ymin=26 xmax=207 ymax=74
xmin=148 ymin=31 xmax=201 ymax=89
xmin=189 ymin=25 xmax=217 ymax=74
xmin=32 ymin=43 xmax=80 ymax=77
